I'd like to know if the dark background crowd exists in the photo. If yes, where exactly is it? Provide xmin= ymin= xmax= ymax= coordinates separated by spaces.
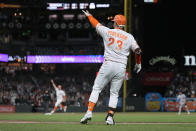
xmin=165 ymin=68 xmax=196 ymax=98
xmin=1 ymin=64 xmax=196 ymax=110
xmin=0 ymin=64 xmax=110 ymax=110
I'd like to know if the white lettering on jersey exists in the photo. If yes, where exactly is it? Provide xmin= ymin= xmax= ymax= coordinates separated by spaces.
xmin=96 ymin=24 xmax=139 ymax=65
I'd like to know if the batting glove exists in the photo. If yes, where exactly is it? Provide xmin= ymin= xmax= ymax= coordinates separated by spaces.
xmin=134 ymin=64 xmax=142 ymax=74
xmin=82 ymin=10 xmax=91 ymax=17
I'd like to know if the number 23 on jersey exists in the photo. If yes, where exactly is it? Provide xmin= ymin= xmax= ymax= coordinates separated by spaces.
xmin=108 ymin=37 xmax=123 ymax=50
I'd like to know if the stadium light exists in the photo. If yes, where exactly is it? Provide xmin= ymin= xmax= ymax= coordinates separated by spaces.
xmin=71 ymin=3 xmax=78 ymax=9
xmin=8 ymin=22 xmax=14 ymax=28
xmin=68 ymin=23 xmax=74 ymax=29
xmin=84 ymin=23 xmax=90 ymax=29
xmin=60 ymin=23 xmax=67 ymax=29
xmin=76 ymin=23 xmax=82 ymax=29
xmin=53 ymin=23 xmax=59 ymax=29
xmin=45 ymin=23 xmax=51 ymax=29
xmin=79 ymin=3 xmax=88 ymax=9
xmin=63 ymin=3 xmax=70 ymax=10
xmin=16 ymin=23 xmax=22 ymax=29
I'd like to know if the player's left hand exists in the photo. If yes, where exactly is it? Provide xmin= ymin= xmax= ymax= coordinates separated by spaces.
xmin=134 ymin=64 xmax=142 ymax=73
xmin=82 ymin=10 xmax=91 ymax=17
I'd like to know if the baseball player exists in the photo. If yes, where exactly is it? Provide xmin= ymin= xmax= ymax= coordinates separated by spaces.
xmin=45 ymin=80 xmax=67 ymax=115
xmin=177 ymin=91 xmax=190 ymax=115
xmin=80 ymin=10 xmax=142 ymax=125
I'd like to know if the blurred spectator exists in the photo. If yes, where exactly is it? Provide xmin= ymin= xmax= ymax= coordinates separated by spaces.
xmin=0 ymin=65 xmax=107 ymax=109
xmin=165 ymin=69 xmax=196 ymax=97
xmin=42 ymin=90 xmax=51 ymax=113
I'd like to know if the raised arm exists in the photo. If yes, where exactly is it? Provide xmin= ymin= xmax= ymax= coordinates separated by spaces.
xmin=51 ymin=79 xmax=57 ymax=89
xmin=82 ymin=10 xmax=99 ymax=28
xmin=82 ymin=10 xmax=109 ymax=40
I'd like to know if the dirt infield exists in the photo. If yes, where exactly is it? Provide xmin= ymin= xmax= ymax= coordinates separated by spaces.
xmin=0 ymin=120 xmax=196 ymax=125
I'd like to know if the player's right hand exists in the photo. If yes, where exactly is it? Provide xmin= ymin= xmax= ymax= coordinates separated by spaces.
xmin=82 ymin=10 xmax=91 ymax=17
xmin=51 ymin=79 xmax=54 ymax=83
xmin=134 ymin=64 xmax=142 ymax=74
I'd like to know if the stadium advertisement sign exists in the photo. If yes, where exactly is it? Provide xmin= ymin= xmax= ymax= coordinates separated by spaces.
xmin=163 ymin=98 xmax=178 ymax=111
xmin=145 ymin=93 xmax=162 ymax=111
xmin=27 ymin=55 xmax=104 ymax=63
xmin=184 ymin=55 xmax=196 ymax=66
xmin=0 ymin=105 xmax=15 ymax=113
xmin=142 ymin=72 xmax=173 ymax=86
xmin=0 ymin=53 xmax=8 ymax=62
xmin=163 ymin=98 xmax=196 ymax=112
xmin=149 ymin=56 xmax=176 ymax=66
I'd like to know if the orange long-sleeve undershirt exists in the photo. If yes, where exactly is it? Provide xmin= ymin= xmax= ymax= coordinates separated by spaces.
xmin=87 ymin=15 xmax=99 ymax=28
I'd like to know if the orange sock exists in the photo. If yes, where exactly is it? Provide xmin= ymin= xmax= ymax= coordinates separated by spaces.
xmin=88 ymin=102 xmax=95 ymax=112
xmin=107 ymin=107 xmax=116 ymax=117
xmin=53 ymin=106 xmax=57 ymax=111
xmin=108 ymin=110 xmax=114 ymax=115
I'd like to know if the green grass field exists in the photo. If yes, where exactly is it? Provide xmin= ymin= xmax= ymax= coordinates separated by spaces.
xmin=0 ymin=112 xmax=196 ymax=131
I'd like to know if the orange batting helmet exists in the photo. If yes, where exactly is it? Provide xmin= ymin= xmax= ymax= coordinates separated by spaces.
xmin=112 ymin=14 xmax=126 ymax=27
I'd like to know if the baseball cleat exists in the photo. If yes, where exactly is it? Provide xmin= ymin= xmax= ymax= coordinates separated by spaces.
xmin=44 ymin=113 xmax=52 ymax=115
xmin=80 ymin=111 xmax=92 ymax=124
xmin=106 ymin=116 xmax=115 ymax=125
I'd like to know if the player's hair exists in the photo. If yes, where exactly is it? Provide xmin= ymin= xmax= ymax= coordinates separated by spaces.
xmin=115 ymin=22 xmax=124 ymax=29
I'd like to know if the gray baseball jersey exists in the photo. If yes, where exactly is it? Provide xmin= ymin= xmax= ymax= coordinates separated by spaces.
xmin=177 ymin=94 xmax=186 ymax=105
xmin=96 ymin=24 xmax=139 ymax=65
xmin=88 ymin=24 xmax=139 ymax=108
